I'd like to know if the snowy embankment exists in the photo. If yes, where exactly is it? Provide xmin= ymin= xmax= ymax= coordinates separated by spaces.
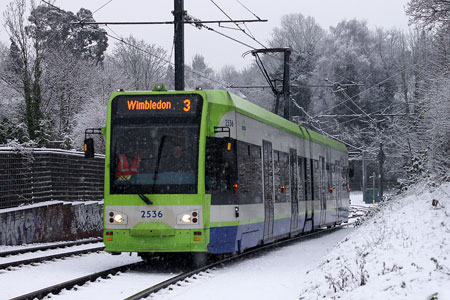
xmin=299 ymin=183 xmax=450 ymax=300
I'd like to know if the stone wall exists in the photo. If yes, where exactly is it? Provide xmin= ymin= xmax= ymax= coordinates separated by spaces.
xmin=0 ymin=201 xmax=103 ymax=246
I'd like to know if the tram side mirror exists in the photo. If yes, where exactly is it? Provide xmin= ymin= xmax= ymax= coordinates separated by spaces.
xmin=84 ymin=128 xmax=103 ymax=158
xmin=84 ymin=138 xmax=95 ymax=158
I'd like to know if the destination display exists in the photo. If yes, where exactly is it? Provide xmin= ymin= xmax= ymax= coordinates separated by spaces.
xmin=112 ymin=94 xmax=202 ymax=117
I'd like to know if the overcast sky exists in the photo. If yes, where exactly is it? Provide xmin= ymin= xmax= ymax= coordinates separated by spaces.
xmin=0 ymin=0 xmax=411 ymax=71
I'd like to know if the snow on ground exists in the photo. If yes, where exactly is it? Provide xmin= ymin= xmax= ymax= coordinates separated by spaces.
xmin=0 ymin=252 xmax=143 ymax=299
xmin=1 ymin=183 xmax=449 ymax=299
xmin=52 ymin=264 xmax=175 ymax=300
xmin=45 ymin=224 xmax=353 ymax=300
xmin=150 ymin=228 xmax=353 ymax=300
xmin=0 ymin=237 xmax=100 ymax=253
xmin=298 ymin=183 xmax=450 ymax=300
xmin=0 ymin=242 xmax=104 ymax=264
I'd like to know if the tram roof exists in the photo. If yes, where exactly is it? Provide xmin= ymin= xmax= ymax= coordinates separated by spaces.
xmin=204 ymin=89 xmax=347 ymax=153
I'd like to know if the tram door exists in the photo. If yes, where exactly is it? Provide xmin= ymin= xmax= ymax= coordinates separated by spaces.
xmin=335 ymin=161 xmax=342 ymax=219
xmin=303 ymin=157 xmax=314 ymax=232
xmin=320 ymin=157 xmax=327 ymax=226
xmin=289 ymin=149 xmax=299 ymax=232
xmin=263 ymin=140 xmax=274 ymax=240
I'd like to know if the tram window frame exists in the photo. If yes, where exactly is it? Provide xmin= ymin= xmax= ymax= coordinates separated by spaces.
xmin=297 ymin=156 xmax=305 ymax=202
xmin=311 ymin=159 xmax=319 ymax=201
xmin=205 ymin=137 xmax=237 ymax=194
xmin=300 ymin=157 xmax=311 ymax=202
xmin=109 ymin=93 xmax=203 ymax=195
xmin=109 ymin=123 xmax=201 ymax=195
xmin=235 ymin=140 xmax=263 ymax=204
xmin=274 ymin=150 xmax=289 ymax=203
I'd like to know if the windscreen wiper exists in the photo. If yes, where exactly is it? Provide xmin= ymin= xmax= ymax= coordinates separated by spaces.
xmin=138 ymin=193 xmax=153 ymax=205
xmin=153 ymin=135 xmax=167 ymax=180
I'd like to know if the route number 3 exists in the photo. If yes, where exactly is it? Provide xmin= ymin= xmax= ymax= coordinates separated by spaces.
xmin=183 ymin=99 xmax=191 ymax=112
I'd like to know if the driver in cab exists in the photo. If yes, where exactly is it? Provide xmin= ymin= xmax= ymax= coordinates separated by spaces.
xmin=115 ymin=144 xmax=141 ymax=180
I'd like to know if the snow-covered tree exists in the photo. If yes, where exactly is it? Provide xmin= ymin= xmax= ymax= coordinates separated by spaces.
xmin=2 ymin=1 xmax=109 ymax=148
xmin=406 ymin=0 xmax=450 ymax=32
xmin=186 ymin=54 xmax=217 ymax=90
xmin=112 ymin=36 xmax=168 ymax=91
xmin=269 ymin=13 xmax=325 ymax=118
xmin=26 ymin=5 xmax=108 ymax=63
xmin=0 ymin=42 xmax=27 ymax=144
xmin=403 ymin=0 xmax=450 ymax=181
xmin=3 ymin=0 xmax=47 ymax=145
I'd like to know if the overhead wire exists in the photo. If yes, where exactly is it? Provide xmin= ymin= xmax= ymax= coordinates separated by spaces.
xmin=41 ymin=0 xmax=230 ymax=89
xmin=290 ymin=97 xmax=363 ymax=151
xmin=209 ymin=0 xmax=267 ymax=49
xmin=311 ymin=62 xmax=430 ymax=139
xmin=185 ymin=14 xmax=257 ymax=50
xmin=92 ymin=0 xmax=113 ymax=15
xmin=41 ymin=1 xmax=294 ymax=105
xmin=314 ymin=66 xmax=417 ymax=119
xmin=47 ymin=0 xmax=273 ymax=92
xmin=309 ymin=63 xmax=434 ymax=149
xmin=235 ymin=0 xmax=261 ymax=20
xmin=337 ymin=86 xmax=376 ymax=122
xmin=253 ymin=53 xmax=277 ymax=94
xmin=104 ymin=29 xmax=229 ymax=88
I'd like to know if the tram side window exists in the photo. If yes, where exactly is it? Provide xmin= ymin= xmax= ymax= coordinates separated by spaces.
xmin=342 ymin=166 xmax=349 ymax=191
xmin=275 ymin=151 xmax=289 ymax=203
xmin=237 ymin=141 xmax=262 ymax=204
xmin=326 ymin=163 xmax=333 ymax=191
xmin=299 ymin=157 xmax=310 ymax=201
xmin=205 ymin=137 xmax=236 ymax=192
xmin=312 ymin=159 xmax=319 ymax=201
xmin=320 ymin=156 xmax=326 ymax=195
xmin=297 ymin=156 xmax=305 ymax=201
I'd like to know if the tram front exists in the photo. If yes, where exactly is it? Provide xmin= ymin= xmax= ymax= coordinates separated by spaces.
xmin=103 ymin=89 xmax=209 ymax=256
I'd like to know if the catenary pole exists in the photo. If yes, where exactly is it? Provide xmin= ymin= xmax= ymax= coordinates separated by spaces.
xmin=362 ymin=151 xmax=367 ymax=203
xmin=174 ymin=0 xmax=185 ymax=90
xmin=283 ymin=49 xmax=291 ymax=120
xmin=378 ymin=142 xmax=385 ymax=201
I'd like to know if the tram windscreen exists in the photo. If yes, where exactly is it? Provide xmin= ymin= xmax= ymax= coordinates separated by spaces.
xmin=109 ymin=94 xmax=202 ymax=194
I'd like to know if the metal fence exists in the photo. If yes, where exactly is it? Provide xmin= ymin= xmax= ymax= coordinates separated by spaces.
xmin=0 ymin=148 xmax=105 ymax=209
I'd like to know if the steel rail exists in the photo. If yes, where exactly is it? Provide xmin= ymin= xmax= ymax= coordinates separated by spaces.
xmin=125 ymin=226 xmax=343 ymax=300
xmin=0 ymin=246 xmax=105 ymax=270
xmin=0 ymin=237 xmax=103 ymax=258
xmin=11 ymin=262 xmax=143 ymax=300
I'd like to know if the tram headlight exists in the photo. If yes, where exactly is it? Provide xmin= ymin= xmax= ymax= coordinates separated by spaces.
xmin=107 ymin=210 xmax=128 ymax=225
xmin=114 ymin=214 xmax=124 ymax=223
xmin=177 ymin=210 xmax=200 ymax=225
xmin=181 ymin=214 xmax=191 ymax=223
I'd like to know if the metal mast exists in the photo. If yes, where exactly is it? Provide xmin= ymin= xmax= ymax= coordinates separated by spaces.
xmin=173 ymin=0 xmax=185 ymax=91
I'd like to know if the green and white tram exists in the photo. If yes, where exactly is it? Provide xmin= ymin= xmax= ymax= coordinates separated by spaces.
xmin=97 ymin=84 xmax=349 ymax=257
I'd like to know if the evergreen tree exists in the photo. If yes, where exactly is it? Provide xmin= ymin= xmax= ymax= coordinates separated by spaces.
xmin=27 ymin=5 xmax=108 ymax=63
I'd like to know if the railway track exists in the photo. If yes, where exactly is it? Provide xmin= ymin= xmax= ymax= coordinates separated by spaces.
xmin=0 ymin=237 xmax=103 ymax=258
xmin=7 ymin=226 xmax=345 ymax=300
xmin=0 ymin=239 xmax=105 ymax=270
xmin=126 ymin=226 xmax=343 ymax=300
xmin=11 ymin=261 xmax=143 ymax=300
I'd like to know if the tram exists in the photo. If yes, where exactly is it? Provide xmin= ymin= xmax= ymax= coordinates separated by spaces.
xmin=88 ymin=83 xmax=350 ymax=258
